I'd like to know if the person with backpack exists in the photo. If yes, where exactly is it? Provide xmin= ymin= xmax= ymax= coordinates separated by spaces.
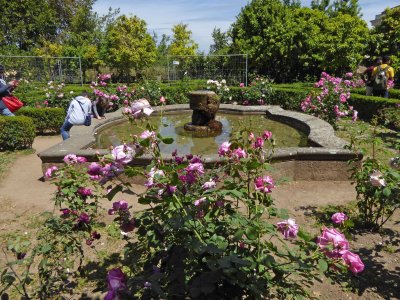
xmin=61 ymin=91 xmax=92 ymax=140
xmin=363 ymin=57 xmax=382 ymax=96
xmin=371 ymin=56 xmax=395 ymax=98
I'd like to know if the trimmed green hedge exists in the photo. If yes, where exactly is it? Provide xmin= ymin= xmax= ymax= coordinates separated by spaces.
xmin=351 ymin=88 xmax=400 ymax=100
xmin=347 ymin=94 xmax=400 ymax=120
xmin=0 ymin=116 xmax=36 ymax=150
xmin=16 ymin=107 xmax=65 ymax=134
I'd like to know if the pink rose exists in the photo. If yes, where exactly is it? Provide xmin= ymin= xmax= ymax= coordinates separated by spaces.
xmin=45 ymin=166 xmax=58 ymax=178
xmin=341 ymin=250 xmax=364 ymax=274
xmin=254 ymin=175 xmax=275 ymax=193
xmin=262 ymin=130 xmax=273 ymax=140
xmin=331 ymin=212 xmax=348 ymax=224
xmin=277 ymin=218 xmax=299 ymax=239
xmin=317 ymin=227 xmax=349 ymax=258
xmin=218 ymin=141 xmax=231 ymax=156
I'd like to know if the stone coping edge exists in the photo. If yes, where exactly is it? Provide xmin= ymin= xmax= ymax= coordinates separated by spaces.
xmin=38 ymin=104 xmax=358 ymax=164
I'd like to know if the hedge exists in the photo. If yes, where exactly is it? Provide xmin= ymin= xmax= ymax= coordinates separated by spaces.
xmin=16 ymin=107 xmax=65 ymax=134
xmin=351 ymin=88 xmax=400 ymax=100
xmin=0 ymin=116 xmax=36 ymax=150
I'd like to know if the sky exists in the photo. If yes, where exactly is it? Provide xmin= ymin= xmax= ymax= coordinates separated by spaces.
xmin=93 ymin=0 xmax=400 ymax=53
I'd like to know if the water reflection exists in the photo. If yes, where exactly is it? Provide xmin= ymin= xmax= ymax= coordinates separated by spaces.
xmin=95 ymin=112 xmax=308 ymax=155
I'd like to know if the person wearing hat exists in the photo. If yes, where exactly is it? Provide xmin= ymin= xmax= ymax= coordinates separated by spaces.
xmin=0 ymin=65 xmax=19 ymax=116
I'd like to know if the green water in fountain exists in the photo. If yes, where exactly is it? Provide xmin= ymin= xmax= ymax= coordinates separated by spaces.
xmin=95 ymin=112 xmax=309 ymax=155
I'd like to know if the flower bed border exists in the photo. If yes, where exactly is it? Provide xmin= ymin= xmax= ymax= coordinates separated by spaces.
xmin=38 ymin=104 xmax=359 ymax=180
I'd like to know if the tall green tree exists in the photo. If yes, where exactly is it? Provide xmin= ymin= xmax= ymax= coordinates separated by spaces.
xmin=104 ymin=15 xmax=157 ymax=81
xmin=0 ymin=0 xmax=58 ymax=50
xmin=311 ymin=0 xmax=361 ymax=17
xmin=230 ymin=0 xmax=368 ymax=81
xmin=168 ymin=23 xmax=198 ymax=57
xmin=209 ymin=28 xmax=230 ymax=54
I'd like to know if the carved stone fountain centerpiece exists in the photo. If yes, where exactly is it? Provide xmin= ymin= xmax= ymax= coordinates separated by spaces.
xmin=184 ymin=90 xmax=223 ymax=137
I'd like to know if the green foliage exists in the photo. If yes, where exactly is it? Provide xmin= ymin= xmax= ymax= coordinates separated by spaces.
xmin=311 ymin=0 xmax=362 ymax=17
xmin=377 ymin=106 xmax=400 ymax=131
xmin=230 ymin=1 xmax=368 ymax=81
xmin=168 ymin=23 xmax=198 ymax=57
xmin=100 ymin=123 xmax=351 ymax=299
xmin=0 ymin=158 xmax=104 ymax=298
xmin=0 ymin=116 xmax=36 ymax=150
xmin=209 ymin=28 xmax=230 ymax=54
xmin=347 ymin=93 xmax=400 ymax=120
xmin=347 ymin=119 xmax=400 ymax=230
xmin=105 ymin=15 xmax=157 ymax=81
xmin=16 ymin=107 xmax=65 ymax=134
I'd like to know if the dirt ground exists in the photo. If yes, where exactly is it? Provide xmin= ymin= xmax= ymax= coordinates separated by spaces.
xmin=0 ymin=136 xmax=399 ymax=299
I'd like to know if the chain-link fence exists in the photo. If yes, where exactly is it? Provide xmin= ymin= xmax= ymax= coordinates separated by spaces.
xmin=0 ymin=55 xmax=83 ymax=84
xmin=167 ymin=54 xmax=248 ymax=86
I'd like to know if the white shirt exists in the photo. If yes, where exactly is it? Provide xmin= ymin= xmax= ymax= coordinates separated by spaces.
xmin=66 ymin=96 xmax=92 ymax=125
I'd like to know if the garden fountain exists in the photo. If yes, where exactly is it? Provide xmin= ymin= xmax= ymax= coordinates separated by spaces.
xmin=38 ymin=94 xmax=360 ymax=181
xmin=183 ymin=90 xmax=223 ymax=136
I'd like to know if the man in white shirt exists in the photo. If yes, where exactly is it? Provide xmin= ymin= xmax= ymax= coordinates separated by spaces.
xmin=61 ymin=91 xmax=92 ymax=140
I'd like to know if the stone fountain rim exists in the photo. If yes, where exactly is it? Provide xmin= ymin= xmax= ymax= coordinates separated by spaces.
xmin=38 ymin=104 xmax=356 ymax=165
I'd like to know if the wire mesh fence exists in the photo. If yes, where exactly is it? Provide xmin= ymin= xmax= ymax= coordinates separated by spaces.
xmin=0 ymin=55 xmax=83 ymax=84
xmin=167 ymin=54 xmax=248 ymax=86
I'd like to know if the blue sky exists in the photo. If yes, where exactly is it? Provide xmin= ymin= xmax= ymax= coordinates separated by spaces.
xmin=93 ymin=0 xmax=399 ymax=52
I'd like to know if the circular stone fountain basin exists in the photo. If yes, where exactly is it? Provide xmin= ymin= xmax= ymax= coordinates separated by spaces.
xmin=94 ymin=112 xmax=309 ymax=156
xmin=38 ymin=104 xmax=360 ymax=181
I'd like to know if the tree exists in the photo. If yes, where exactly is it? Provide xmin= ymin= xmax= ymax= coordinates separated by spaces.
xmin=230 ymin=0 xmax=368 ymax=81
xmin=311 ymin=0 xmax=361 ymax=17
xmin=168 ymin=23 xmax=198 ymax=57
xmin=209 ymin=28 xmax=230 ymax=54
xmin=0 ymin=0 xmax=59 ymax=50
xmin=104 ymin=15 xmax=157 ymax=81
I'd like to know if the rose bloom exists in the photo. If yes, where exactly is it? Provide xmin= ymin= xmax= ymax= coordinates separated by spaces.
xmin=130 ymin=98 xmax=154 ymax=119
xmin=140 ymin=130 xmax=156 ymax=139
xmin=111 ymin=144 xmax=134 ymax=164
xmin=254 ymin=175 xmax=275 ymax=193
xmin=105 ymin=268 xmax=127 ymax=300
xmin=276 ymin=218 xmax=299 ymax=239
xmin=45 ymin=166 xmax=58 ymax=178
xmin=331 ymin=212 xmax=348 ymax=224
xmin=186 ymin=162 xmax=205 ymax=175
xmin=202 ymin=179 xmax=216 ymax=190
xmin=194 ymin=197 xmax=207 ymax=206
xmin=232 ymin=147 xmax=247 ymax=159
xmin=63 ymin=154 xmax=78 ymax=164
xmin=262 ymin=130 xmax=273 ymax=140
xmin=253 ymin=137 xmax=264 ymax=148
xmin=340 ymin=250 xmax=364 ymax=274
xmin=218 ymin=141 xmax=231 ymax=156
xmin=317 ymin=227 xmax=349 ymax=258
xmin=369 ymin=170 xmax=386 ymax=187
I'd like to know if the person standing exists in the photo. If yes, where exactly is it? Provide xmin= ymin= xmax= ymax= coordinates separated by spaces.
xmin=0 ymin=65 xmax=19 ymax=116
xmin=60 ymin=91 xmax=92 ymax=140
xmin=363 ymin=57 xmax=382 ymax=96
xmin=372 ymin=56 xmax=395 ymax=98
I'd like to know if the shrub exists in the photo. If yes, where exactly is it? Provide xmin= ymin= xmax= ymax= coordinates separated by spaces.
xmin=351 ymin=87 xmax=400 ymax=100
xmin=347 ymin=94 xmax=400 ymax=120
xmin=0 ymin=116 xmax=36 ymax=150
xmin=16 ymin=107 xmax=65 ymax=134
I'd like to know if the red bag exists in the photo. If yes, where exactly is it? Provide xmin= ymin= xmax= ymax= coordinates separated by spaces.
xmin=2 ymin=95 xmax=23 ymax=112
